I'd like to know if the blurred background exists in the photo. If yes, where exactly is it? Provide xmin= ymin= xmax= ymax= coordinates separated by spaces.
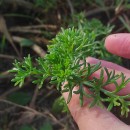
xmin=0 ymin=0 xmax=130 ymax=130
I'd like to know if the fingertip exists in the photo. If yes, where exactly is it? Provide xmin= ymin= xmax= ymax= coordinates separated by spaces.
xmin=105 ymin=34 xmax=118 ymax=54
xmin=105 ymin=33 xmax=130 ymax=59
xmin=86 ymin=57 xmax=99 ymax=64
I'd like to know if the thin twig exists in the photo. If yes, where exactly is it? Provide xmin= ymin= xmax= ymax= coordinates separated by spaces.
xmin=38 ymin=89 xmax=57 ymax=104
xmin=0 ymin=15 xmax=21 ymax=58
xmin=115 ymin=26 xmax=125 ymax=33
xmin=0 ymin=87 xmax=20 ymax=99
xmin=0 ymin=54 xmax=18 ymax=60
xmin=10 ymin=29 xmax=44 ymax=34
xmin=31 ymin=44 xmax=46 ymax=57
xmin=0 ymin=71 xmax=13 ymax=79
xmin=2 ymin=0 xmax=34 ymax=9
xmin=2 ymin=0 xmax=45 ymax=14
xmin=29 ymin=85 xmax=39 ymax=108
xmin=12 ymin=36 xmax=46 ymax=57
xmin=0 ymin=79 xmax=31 ymax=98
xmin=0 ymin=99 xmax=45 ymax=117
xmin=0 ymin=99 xmax=65 ymax=128
xmin=9 ymin=24 xmax=57 ymax=32
xmin=44 ymin=109 xmax=65 ymax=127
xmin=85 ymin=6 xmax=115 ymax=17
xmin=66 ymin=0 xmax=74 ymax=16
xmin=9 ymin=28 xmax=56 ymax=35
xmin=32 ymin=36 xmax=49 ymax=45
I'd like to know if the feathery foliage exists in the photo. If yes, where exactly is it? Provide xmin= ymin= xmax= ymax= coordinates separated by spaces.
xmin=10 ymin=27 xmax=130 ymax=117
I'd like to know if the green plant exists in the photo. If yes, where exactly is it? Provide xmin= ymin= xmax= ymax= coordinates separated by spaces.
xmin=10 ymin=27 xmax=130 ymax=117
xmin=52 ymin=96 xmax=69 ymax=113
xmin=40 ymin=121 xmax=53 ymax=130
xmin=69 ymin=13 xmax=121 ymax=64
xmin=34 ymin=0 xmax=57 ymax=11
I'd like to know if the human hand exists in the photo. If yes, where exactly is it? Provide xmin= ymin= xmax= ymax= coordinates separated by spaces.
xmin=63 ymin=34 xmax=130 ymax=130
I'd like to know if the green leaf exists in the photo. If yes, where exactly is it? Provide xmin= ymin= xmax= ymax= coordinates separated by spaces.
xmin=52 ymin=97 xmax=64 ymax=113
xmin=107 ymin=101 xmax=114 ymax=111
xmin=52 ymin=96 xmax=68 ymax=113
xmin=67 ymin=91 xmax=72 ymax=103
xmin=19 ymin=125 xmax=33 ymax=130
xmin=7 ymin=92 xmax=32 ymax=105
xmin=89 ymin=98 xmax=98 ymax=108
xmin=40 ymin=121 xmax=53 ymax=130
xmin=20 ymin=39 xmax=34 ymax=47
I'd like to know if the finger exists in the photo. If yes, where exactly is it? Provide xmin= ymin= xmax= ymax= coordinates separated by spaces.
xmin=105 ymin=33 xmax=130 ymax=59
xmin=87 ymin=57 xmax=130 ymax=95
xmin=63 ymin=88 xmax=130 ymax=130
xmin=87 ymin=57 xmax=130 ymax=74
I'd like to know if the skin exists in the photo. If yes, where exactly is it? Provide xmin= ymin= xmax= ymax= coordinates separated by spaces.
xmin=63 ymin=34 xmax=130 ymax=130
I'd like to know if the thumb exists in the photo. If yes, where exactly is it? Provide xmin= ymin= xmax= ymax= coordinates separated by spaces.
xmin=62 ymin=87 xmax=130 ymax=130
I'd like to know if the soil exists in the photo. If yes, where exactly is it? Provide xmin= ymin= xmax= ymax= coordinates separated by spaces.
xmin=0 ymin=1 xmax=130 ymax=130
